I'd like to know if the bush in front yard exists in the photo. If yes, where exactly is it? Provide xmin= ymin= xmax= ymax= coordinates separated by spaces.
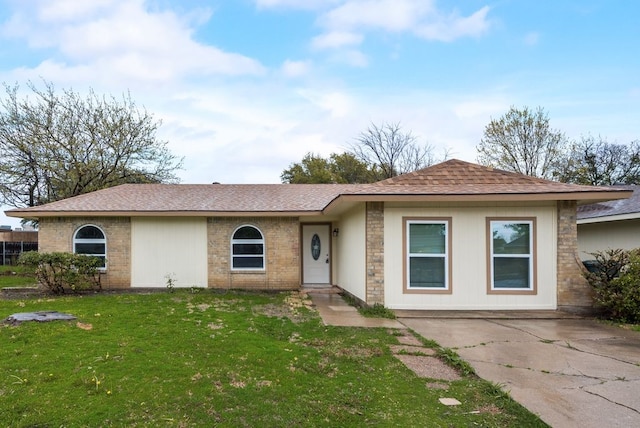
xmin=18 ymin=251 xmax=102 ymax=294
xmin=584 ymin=248 xmax=640 ymax=323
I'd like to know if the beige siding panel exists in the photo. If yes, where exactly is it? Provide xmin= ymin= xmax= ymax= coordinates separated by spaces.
xmin=578 ymin=220 xmax=640 ymax=259
xmin=131 ymin=217 xmax=207 ymax=288
xmin=335 ymin=204 xmax=367 ymax=301
xmin=384 ymin=204 xmax=557 ymax=310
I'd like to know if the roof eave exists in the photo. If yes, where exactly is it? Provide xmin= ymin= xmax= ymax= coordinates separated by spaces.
xmin=323 ymin=190 xmax=633 ymax=213
xmin=578 ymin=211 xmax=640 ymax=224
xmin=4 ymin=210 xmax=323 ymax=218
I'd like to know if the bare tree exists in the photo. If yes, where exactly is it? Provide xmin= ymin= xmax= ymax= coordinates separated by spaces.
xmin=0 ymin=80 xmax=182 ymax=208
xmin=350 ymin=122 xmax=435 ymax=180
xmin=476 ymin=106 xmax=567 ymax=179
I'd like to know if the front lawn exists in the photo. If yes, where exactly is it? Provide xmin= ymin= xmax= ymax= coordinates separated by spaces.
xmin=0 ymin=291 xmax=546 ymax=427
xmin=0 ymin=265 xmax=37 ymax=288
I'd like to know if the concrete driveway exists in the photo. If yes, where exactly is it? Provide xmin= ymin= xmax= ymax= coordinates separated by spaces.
xmin=399 ymin=317 xmax=640 ymax=427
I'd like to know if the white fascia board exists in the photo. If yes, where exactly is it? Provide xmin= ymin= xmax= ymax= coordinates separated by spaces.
xmin=577 ymin=212 xmax=640 ymax=224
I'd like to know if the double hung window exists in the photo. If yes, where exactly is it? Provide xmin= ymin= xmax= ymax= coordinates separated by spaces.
xmin=405 ymin=219 xmax=451 ymax=292
xmin=488 ymin=219 xmax=536 ymax=293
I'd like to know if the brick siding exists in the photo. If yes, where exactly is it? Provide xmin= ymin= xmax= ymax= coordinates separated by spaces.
xmin=557 ymin=201 xmax=593 ymax=313
xmin=207 ymin=217 xmax=300 ymax=290
xmin=366 ymin=202 xmax=385 ymax=305
xmin=38 ymin=217 xmax=131 ymax=289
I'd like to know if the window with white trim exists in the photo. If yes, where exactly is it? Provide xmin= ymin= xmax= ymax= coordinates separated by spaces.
xmin=73 ymin=225 xmax=107 ymax=269
xmin=406 ymin=219 xmax=449 ymax=290
xmin=231 ymin=225 xmax=265 ymax=270
xmin=489 ymin=219 xmax=534 ymax=291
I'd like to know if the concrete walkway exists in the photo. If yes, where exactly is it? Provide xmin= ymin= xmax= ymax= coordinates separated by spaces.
xmin=400 ymin=317 xmax=640 ymax=428
xmin=306 ymin=289 xmax=404 ymax=328
xmin=307 ymin=290 xmax=640 ymax=426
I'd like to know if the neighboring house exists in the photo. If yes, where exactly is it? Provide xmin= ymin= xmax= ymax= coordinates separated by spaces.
xmin=577 ymin=185 xmax=640 ymax=258
xmin=0 ymin=226 xmax=38 ymax=266
xmin=5 ymin=159 xmax=631 ymax=313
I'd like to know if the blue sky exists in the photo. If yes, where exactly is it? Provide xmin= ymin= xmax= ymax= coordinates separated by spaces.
xmin=1 ymin=0 xmax=639 ymax=226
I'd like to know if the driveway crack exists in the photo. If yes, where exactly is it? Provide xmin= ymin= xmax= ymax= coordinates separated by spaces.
xmin=581 ymin=387 xmax=640 ymax=415
xmin=487 ymin=320 xmax=639 ymax=367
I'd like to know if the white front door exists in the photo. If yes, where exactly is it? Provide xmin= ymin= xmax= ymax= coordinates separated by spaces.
xmin=302 ymin=224 xmax=331 ymax=284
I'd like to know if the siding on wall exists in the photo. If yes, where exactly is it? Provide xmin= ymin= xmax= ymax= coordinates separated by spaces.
xmin=578 ymin=219 xmax=640 ymax=259
xmin=384 ymin=203 xmax=558 ymax=310
xmin=334 ymin=204 xmax=367 ymax=301
xmin=131 ymin=217 xmax=207 ymax=288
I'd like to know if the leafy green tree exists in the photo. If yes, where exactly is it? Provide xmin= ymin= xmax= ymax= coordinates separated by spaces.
xmin=0 ymin=80 xmax=182 ymax=208
xmin=555 ymin=136 xmax=640 ymax=185
xmin=281 ymin=152 xmax=373 ymax=184
xmin=476 ymin=106 xmax=567 ymax=179
xmin=350 ymin=122 xmax=435 ymax=180
xmin=327 ymin=152 xmax=374 ymax=183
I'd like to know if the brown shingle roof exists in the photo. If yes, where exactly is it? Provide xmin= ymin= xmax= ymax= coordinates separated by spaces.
xmin=6 ymin=183 xmax=356 ymax=216
xmin=378 ymin=159 xmax=572 ymax=186
xmin=353 ymin=159 xmax=630 ymax=197
xmin=5 ymin=159 xmax=631 ymax=218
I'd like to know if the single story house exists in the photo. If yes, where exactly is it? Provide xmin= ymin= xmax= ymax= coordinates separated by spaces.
xmin=5 ymin=159 xmax=631 ymax=313
xmin=577 ymin=185 xmax=640 ymax=258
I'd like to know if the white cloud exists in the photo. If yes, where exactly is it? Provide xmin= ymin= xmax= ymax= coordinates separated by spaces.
xmin=413 ymin=6 xmax=491 ymax=42
xmin=280 ymin=59 xmax=312 ymax=77
xmin=329 ymin=49 xmax=369 ymax=67
xmin=36 ymin=0 xmax=118 ymax=23
xmin=298 ymin=89 xmax=355 ymax=118
xmin=2 ymin=0 xmax=264 ymax=85
xmin=307 ymin=0 xmax=492 ymax=67
xmin=311 ymin=30 xmax=363 ymax=49
xmin=253 ymin=0 xmax=341 ymax=10
xmin=319 ymin=0 xmax=433 ymax=33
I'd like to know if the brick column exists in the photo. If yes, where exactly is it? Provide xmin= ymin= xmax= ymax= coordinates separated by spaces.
xmin=366 ymin=202 xmax=384 ymax=305
xmin=557 ymin=201 xmax=593 ymax=313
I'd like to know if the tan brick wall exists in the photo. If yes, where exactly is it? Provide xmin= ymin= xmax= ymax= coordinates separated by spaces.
xmin=366 ymin=202 xmax=384 ymax=305
xmin=557 ymin=201 xmax=593 ymax=312
xmin=207 ymin=217 xmax=300 ymax=290
xmin=38 ymin=217 xmax=131 ymax=289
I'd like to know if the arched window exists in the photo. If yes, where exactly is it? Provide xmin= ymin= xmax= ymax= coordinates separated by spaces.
xmin=73 ymin=225 xmax=107 ymax=269
xmin=231 ymin=225 xmax=264 ymax=270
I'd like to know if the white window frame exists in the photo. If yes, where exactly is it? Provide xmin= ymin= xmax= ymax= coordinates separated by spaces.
xmin=73 ymin=224 xmax=107 ymax=271
xmin=231 ymin=225 xmax=265 ymax=271
xmin=488 ymin=218 xmax=536 ymax=293
xmin=404 ymin=218 xmax=451 ymax=294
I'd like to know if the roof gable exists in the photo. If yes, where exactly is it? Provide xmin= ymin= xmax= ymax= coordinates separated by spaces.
xmin=375 ymin=159 xmax=552 ymax=186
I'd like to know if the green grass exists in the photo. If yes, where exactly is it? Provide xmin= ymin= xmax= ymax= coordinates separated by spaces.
xmin=0 ymin=265 xmax=37 ymax=288
xmin=340 ymin=293 xmax=397 ymax=319
xmin=359 ymin=302 xmax=397 ymax=319
xmin=0 ymin=291 xmax=547 ymax=427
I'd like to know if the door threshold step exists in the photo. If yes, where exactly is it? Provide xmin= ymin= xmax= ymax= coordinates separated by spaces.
xmin=300 ymin=285 xmax=341 ymax=294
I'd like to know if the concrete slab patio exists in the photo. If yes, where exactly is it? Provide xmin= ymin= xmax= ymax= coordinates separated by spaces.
xmin=400 ymin=317 xmax=640 ymax=428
